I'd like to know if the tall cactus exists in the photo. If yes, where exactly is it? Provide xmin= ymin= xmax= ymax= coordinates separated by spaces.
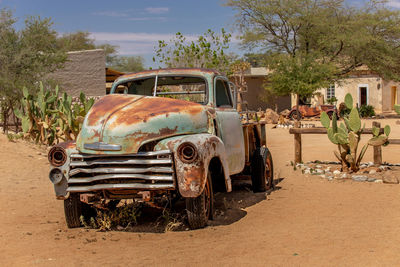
xmin=321 ymin=93 xmax=390 ymax=172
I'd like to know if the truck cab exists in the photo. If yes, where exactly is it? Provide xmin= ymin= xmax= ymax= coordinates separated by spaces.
xmin=48 ymin=68 xmax=273 ymax=229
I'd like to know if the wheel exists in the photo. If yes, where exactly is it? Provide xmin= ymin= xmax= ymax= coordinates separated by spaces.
xmin=185 ymin=172 xmax=214 ymax=229
xmin=251 ymin=147 xmax=274 ymax=193
xmin=289 ymin=111 xmax=302 ymax=120
xmin=64 ymin=193 xmax=96 ymax=228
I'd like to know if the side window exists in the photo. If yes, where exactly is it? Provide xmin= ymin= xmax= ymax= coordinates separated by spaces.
xmin=215 ymin=79 xmax=232 ymax=107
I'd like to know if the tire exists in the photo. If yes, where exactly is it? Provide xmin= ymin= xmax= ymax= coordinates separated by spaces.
xmin=186 ymin=172 xmax=214 ymax=229
xmin=64 ymin=193 xmax=95 ymax=228
xmin=251 ymin=147 xmax=274 ymax=193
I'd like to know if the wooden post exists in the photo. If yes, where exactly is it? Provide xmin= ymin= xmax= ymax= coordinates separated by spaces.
xmin=372 ymin=121 xmax=382 ymax=165
xmin=294 ymin=121 xmax=302 ymax=164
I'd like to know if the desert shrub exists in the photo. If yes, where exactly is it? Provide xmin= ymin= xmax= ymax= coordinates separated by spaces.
xmin=359 ymin=104 xmax=375 ymax=118
xmin=81 ymin=203 xmax=142 ymax=231
xmin=326 ymin=96 xmax=338 ymax=105
xmin=338 ymin=102 xmax=351 ymax=117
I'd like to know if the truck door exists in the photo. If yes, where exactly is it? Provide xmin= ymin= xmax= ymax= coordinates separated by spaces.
xmin=214 ymin=76 xmax=245 ymax=175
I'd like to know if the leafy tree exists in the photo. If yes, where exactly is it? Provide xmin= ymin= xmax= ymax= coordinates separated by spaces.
xmin=109 ymin=55 xmax=145 ymax=73
xmin=56 ymin=31 xmax=118 ymax=65
xmin=153 ymin=29 xmax=232 ymax=74
xmin=226 ymin=0 xmax=400 ymax=118
xmin=0 ymin=9 xmax=66 ymax=133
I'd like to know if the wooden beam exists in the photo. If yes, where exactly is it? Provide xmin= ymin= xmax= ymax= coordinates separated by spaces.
xmin=372 ymin=121 xmax=382 ymax=165
xmin=289 ymin=127 xmax=384 ymax=135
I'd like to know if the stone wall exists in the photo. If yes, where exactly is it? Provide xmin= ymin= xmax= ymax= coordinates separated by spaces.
xmin=49 ymin=49 xmax=106 ymax=97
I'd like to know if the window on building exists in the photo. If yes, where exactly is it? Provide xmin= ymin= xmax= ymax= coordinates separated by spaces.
xmin=326 ymin=84 xmax=335 ymax=100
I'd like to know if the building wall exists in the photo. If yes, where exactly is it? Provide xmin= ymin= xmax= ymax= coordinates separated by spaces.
xmin=290 ymin=75 xmax=400 ymax=113
xmin=49 ymin=49 xmax=106 ymax=97
xmin=241 ymin=76 xmax=291 ymax=112
xmin=335 ymin=76 xmax=382 ymax=112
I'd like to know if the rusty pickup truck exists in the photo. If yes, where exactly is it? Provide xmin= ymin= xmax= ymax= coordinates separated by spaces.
xmin=47 ymin=68 xmax=273 ymax=229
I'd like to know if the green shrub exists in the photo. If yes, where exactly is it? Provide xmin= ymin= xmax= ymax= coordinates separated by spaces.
xmin=326 ymin=96 xmax=338 ymax=105
xmin=359 ymin=104 xmax=375 ymax=118
xmin=338 ymin=102 xmax=351 ymax=117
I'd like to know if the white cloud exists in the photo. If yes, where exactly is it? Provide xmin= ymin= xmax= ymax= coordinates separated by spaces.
xmin=93 ymin=11 xmax=128 ymax=17
xmin=144 ymin=7 xmax=169 ymax=14
xmin=387 ymin=1 xmax=400 ymax=8
xmin=126 ymin=17 xmax=167 ymax=22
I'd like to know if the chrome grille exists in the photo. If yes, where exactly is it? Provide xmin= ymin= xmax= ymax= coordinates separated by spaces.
xmin=67 ymin=150 xmax=175 ymax=193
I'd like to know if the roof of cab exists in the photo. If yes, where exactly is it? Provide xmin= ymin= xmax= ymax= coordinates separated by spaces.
xmin=115 ymin=68 xmax=222 ymax=82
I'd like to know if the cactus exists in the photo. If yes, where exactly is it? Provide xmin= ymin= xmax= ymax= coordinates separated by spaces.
xmin=321 ymin=93 xmax=390 ymax=172
xmin=14 ymin=82 xmax=95 ymax=146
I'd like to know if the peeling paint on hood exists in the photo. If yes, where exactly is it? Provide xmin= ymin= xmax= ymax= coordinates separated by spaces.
xmin=76 ymin=94 xmax=209 ymax=154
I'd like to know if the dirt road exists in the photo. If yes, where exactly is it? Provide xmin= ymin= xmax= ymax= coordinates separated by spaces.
xmin=1 ymin=119 xmax=400 ymax=266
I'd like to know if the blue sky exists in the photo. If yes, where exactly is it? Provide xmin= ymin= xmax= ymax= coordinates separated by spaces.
xmin=1 ymin=0 xmax=400 ymax=67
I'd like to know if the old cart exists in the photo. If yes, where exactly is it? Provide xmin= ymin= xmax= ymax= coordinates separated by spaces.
xmin=47 ymin=68 xmax=273 ymax=229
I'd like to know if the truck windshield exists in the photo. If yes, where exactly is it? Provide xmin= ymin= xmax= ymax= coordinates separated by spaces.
xmin=113 ymin=76 xmax=206 ymax=104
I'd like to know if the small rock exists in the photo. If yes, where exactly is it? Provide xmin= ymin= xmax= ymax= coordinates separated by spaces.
xmin=360 ymin=164 xmax=367 ymax=169
xmin=320 ymin=174 xmax=326 ymax=179
xmin=116 ymin=225 xmax=124 ymax=231
xmin=383 ymin=176 xmax=399 ymax=184
xmin=367 ymin=178 xmax=376 ymax=182
xmin=369 ymin=170 xmax=377 ymax=175
xmin=304 ymin=169 xmax=311 ymax=174
xmin=352 ymin=175 xmax=368 ymax=182
xmin=379 ymin=166 xmax=387 ymax=171
xmin=375 ymin=179 xmax=383 ymax=183
xmin=333 ymin=170 xmax=341 ymax=176
xmin=325 ymin=167 xmax=332 ymax=172
xmin=340 ymin=173 xmax=348 ymax=179
xmin=316 ymin=165 xmax=322 ymax=169
xmin=368 ymin=162 xmax=374 ymax=167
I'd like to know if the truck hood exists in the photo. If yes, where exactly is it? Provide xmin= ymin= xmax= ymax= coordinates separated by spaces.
xmin=76 ymin=94 xmax=210 ymax=154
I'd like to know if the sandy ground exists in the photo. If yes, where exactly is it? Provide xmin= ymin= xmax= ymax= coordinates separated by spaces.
xmin=2 ymin=119 xmax=400 ymax=266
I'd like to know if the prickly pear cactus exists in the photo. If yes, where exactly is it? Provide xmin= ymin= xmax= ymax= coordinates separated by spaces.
xmin=320 ymin=93 xmax=390 ymax=172
xmin=14 ymin=82 xmax=95 ymax=146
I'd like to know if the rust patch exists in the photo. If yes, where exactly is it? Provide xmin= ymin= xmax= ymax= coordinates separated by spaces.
xmin=86 ymin=95 xmax=142 ymax=126
xmin=111 ymin=97 xmax=204 ymax=126
xmin=56 ymin=140 xmax=76 ymax=149
xmin=123 ymin=126 xmax=179 ymax=152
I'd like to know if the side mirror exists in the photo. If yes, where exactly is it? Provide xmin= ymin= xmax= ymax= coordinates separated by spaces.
xmin=228 ymin=81 xmax=237 ymax=109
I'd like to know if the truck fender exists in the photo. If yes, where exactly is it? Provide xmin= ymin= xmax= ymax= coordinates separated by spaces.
xmin=154 ymin=134 xmax=231 ymax=198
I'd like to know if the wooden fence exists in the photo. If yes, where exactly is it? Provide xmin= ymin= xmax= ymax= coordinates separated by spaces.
xmin=289 ymin=121 xmax=400 ymax=165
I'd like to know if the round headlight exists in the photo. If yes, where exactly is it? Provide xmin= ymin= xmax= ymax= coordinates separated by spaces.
xmin=177 ymin=142 xmax=198 ymax=163
xmin=49 ymin=168 xmax=63 ymax=184
xmin=48 ymin=146 xmax=67 ymax=167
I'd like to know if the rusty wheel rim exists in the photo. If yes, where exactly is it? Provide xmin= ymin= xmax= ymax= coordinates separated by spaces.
xmin=204 ymin=178 xmax=211 ymax=220
xmin=265 ymin=157 xmax=273 ymax=189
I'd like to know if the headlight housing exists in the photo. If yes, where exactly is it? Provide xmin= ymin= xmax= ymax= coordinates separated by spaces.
xmin=49 ymin=168 xmax=63 ymax=184
xmin=177 ymin=142 xmax=198 ymax=163
xmin=48 ymin=146 xmax=67 ymax=167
